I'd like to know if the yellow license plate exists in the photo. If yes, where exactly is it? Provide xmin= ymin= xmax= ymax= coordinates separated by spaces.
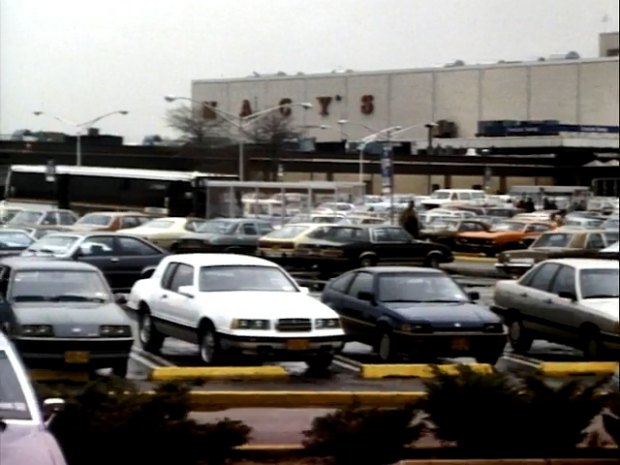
xmin=64 ymin=351 xmax=90 ymax=364
xmin=287 ymin=339 xmax=310 ymax=350
xmin=451 ymin=338 xmax=470 ymax=351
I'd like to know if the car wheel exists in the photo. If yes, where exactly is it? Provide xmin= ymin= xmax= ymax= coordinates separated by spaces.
xmin=199 ymin=328 xmax=224 ymax=365
xmin=306 ymin=355 xmax=334 ymax=372
xmin=581 ymin=328 xmax=603 ymax=360
xmin=359 ymin=255 xmax=377 ymax=268
xmin=377 ymin=331 xmax=396 ymax=362
xmin=111 ymin=359 xmax=128 ymax=378
xmin=507 ymin=318 xmax=532 ymax=354
xmin=139 ymin=311 xmax=164 ymax=353
xmin=425 ymin=254 xmax=441 ymax=269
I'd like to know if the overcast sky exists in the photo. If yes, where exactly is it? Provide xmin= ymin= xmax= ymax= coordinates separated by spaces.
xmin=1 ymin=0 xmax=618 ymax=143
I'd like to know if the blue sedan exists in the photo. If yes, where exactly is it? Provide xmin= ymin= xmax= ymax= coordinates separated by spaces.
xmin=320 ymin=266 xmax=507 ymax=364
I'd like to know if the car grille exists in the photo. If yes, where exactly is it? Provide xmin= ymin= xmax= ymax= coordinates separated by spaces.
xmin=276 ymin=318 xmax=312 ymax=332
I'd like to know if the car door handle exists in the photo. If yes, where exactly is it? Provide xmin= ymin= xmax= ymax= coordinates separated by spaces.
xmin=543 ymin=298 xmax=553 ymax=304
xmin=161 ymin=294 xmax=168 ymax=299
xmin=110 ymin=257 xmax=119 ymax=263
xmin=519 ymin=292 xmax=528 ymax=297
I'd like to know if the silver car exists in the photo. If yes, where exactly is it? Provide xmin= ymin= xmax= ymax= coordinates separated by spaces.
xmin=0 ymin=332 xmax=67 ymax=465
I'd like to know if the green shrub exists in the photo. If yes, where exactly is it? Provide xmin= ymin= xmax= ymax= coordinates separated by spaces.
xmin=423 ymin=365 xmax=607 ymax=456
xmin=41 ymin=378 xmax=251 ymax=465
xmin=302 ymin=402 xmax=423 ymax=465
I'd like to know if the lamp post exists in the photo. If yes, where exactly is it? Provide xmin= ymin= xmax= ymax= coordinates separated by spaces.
xmin=33 ymin=110 xmax=128 ymax=166
xmin=338 ymin=120 xmax=402 ymax=184
xmin=164 ymin=95 xmax=312 ymax=181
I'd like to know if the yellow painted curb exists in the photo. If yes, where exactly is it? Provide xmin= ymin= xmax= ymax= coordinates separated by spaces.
xmin=186 ymin=391 xmax=426 ymax=410
xmin=361 ymin=363 xmax=495 ymax=379
xmin=29 ymin=369 xmax=89 ymax=382
xmin=150 ymin=366 xmax=288 ymax=381
xmin=453 ymin=254 xmax=496 ymax=263
xmin=538 ymin=362 xmax=619 ymax=377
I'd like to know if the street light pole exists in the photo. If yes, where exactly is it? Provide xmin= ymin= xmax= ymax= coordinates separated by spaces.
xmin=164 ymin=95 xmax=312 ymax=181
xmin=33 ymin=110 xmax=128 ymax=166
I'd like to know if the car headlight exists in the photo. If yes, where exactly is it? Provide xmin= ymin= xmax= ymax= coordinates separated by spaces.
xmin=399 ymin=323 xmax=432 ymax=333
xmin=315 ymin=318 xmax=341 ymax=329
xmin=483 ymin=323 xmax=505 ymax=333
xmin=230 ymin=319 xmax=271 ymax=330
xmin=20 ymin=324 xmax=54 ymax=337
xmin=99 ymin=325 xmax=132 ymax=337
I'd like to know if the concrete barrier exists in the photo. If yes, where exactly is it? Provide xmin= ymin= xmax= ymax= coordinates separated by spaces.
xmin=361 ymin=363 xmax=495 ymax=379
xmin=538 ymin=362 xmax=619 ymax=377
xmin=150 ymin=366 xmax=289 ymax=381
xmin=186 ymin=390 xmax=426 ymax=410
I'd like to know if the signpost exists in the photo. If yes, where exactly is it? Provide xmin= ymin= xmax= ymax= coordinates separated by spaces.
xmin=381 ymin=144 xmax=395 ymax=224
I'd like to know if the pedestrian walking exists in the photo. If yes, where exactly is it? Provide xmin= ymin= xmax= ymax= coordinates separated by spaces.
xmin=399 ymin=201 xmax=420 ymax=239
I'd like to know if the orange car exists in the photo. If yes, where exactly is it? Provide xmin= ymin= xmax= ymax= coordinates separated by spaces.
xmin=455 ymin=220 xmax=555 ymax=257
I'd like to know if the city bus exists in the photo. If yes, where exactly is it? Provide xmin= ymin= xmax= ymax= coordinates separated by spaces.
xmin=2 ymin=164 xmax=237 ymax=216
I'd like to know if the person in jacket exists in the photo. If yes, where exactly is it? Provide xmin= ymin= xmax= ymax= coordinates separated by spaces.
xmin=399 ymin=201 xmax=420 ymax=238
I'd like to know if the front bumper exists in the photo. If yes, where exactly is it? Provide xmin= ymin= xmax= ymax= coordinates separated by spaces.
xmin=12 ymin=336 xmax=134 ymax=369
xmin=218 ymin=333 xmax=345 ymax=360
xmin=390 ymin=330 xmax=508 ymax=359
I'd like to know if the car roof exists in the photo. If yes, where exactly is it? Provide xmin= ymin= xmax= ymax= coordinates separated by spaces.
xmin=0 ymin=256 xmax=100 ymax=271
xmin=163 ymin=253 xmax=280 ymax=268
xmin=543 ymin=258 xmax=619 ymax=269
xmin=353 ymin=266 xmax=446 ymax=275
xmin=80 ymin=211 xmax=148 ymax=217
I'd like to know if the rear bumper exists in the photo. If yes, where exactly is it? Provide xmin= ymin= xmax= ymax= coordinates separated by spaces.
xmin=218 ymin=333 xmax=345 ymax=360
xmin=12 ymin=336 xmax=134 ymax=369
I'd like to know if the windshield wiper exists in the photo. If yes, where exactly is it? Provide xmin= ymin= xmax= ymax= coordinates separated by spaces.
xmin=50 ymin=294 xmax=106 ymax=303
xmin=13 ymin=295 xmax=48 ymax=302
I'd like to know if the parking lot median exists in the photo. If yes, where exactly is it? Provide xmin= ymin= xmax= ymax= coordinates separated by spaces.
xmin=150 ymin=366 xmax=289 ymax=381
xmin=537 ymin=362 xmax=619 ymax=377
xmin=360 ymin=363 xmax=495 ymax=379
xmin=186 ymin=390 xmax=426 ymax=410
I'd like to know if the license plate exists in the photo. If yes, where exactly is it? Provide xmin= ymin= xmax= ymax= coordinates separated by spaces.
xmin=64 ymin=351 xmax=90 ymax=364
xmin=451 ymin=338 xmax=470 ymax=351
xmin=286 ymin=339 xmax=310 ymax=350
xmin=511 ymin=258 xmax=535 ymax=264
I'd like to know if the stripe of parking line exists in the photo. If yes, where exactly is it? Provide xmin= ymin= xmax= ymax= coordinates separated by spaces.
xmin=333 ymin=354 xmax=362 ymax=372
xmin=131 ymin=347 xmax=176 ymax=367
xmin=500 ymin=353 xmax=542 ymax=369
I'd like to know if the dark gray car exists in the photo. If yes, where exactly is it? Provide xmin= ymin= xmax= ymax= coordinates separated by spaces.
xmin=0 ymin=258 xmax=133 ymax=376
xmin=0 ymin=332 xmax=67 ymax=465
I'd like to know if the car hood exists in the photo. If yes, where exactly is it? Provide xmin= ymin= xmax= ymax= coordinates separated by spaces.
xmin=382 ymin=301 xmax=501 ymax=327
xmin=12 ymin=302 xmax=130 ymax=337
xmin=196 ymin=291 xmax=338 ymax=319
xmin=583 ymin=298 xmax=620 ymax=321
xmin=0 ymin=424 xmax=66 ymax=465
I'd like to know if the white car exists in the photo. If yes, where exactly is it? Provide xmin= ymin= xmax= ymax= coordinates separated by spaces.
xmin=127 ymin=254 xmax=346 ymax=369
xmin=492 ymin=258 xmax=620 ymax=359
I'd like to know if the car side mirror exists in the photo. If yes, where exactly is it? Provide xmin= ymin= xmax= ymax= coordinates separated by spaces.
xmin=114 ymin=293 xmax=127 ymax=305
xmin=467 ymin=291 xmax=480 ymax=301
xmin=358 ymin=291 xmax=376 ymax=304
xmin=42 ymin=398 xmax=65 ymax=425
xmin=558 ymin=291 xmax=577 ymax=301
xmin=141 ymin=268 xmax=155 ymax=279
xmin=177 ymin=285 xmax=195 ymax=298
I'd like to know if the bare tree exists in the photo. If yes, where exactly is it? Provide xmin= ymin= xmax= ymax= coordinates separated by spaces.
xmin=165 ymin=104 xmax=232 ymax=147
xmin=244 ymin=112 xmax=301 ymax=181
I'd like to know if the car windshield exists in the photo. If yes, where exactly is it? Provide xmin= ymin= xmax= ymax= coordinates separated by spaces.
xmin=7 ymin=211 xmax=43 ymax=225
xmin=0 ymin=232 xmax=34 ymax=248
xmin=430 ymin=192 xmax=451 ymax=199
xmin=198 ymin=265 xmax=297 ymax=292
xmin=378 ymin=273 xmax=469 ymax=303
xmin=76 ymin=214 xmax=113 ymax=226
xmin=532 ymin=233 xmax=573 ymax=248
xmin=579 ymin=268 xmax=619 ymax=299
xmin=491 ymin=222 xmax=525 ymax=232
xmin=196 ymin=221 xmax=237 ymax=234
xmin=265 ymin=225 xmax=309 ymax=239
xmin=0 ymin=351 xmax=33 ymax=420
xmin=24 ymin=235 xmax=78 ymax=255
xmin=10 ymin=270 xmax=110 ymax=302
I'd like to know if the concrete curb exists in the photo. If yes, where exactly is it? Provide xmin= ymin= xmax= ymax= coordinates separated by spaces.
xmin=442 ymin=263 xmax=505 ymax=279
xmin=361 ymin=363 xmax=494 ymax=379
xmin=29 ymin=369 xmax=89 ymax=382
xmin=149 ymin=366 xmax=289 ymax=381
xmin=538 ymin=362 xmax=619 ymax=377
xmin=453 ymin=254 xmax=497 ymax=263
xmin=185 ymin=391 xmax=426 ymax=410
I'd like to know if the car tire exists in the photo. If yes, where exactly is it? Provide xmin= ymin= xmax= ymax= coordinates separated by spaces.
xmin=507 ymin=317 xmax=533 ymax=354
xmin=581 ymin=327 xmax=603 ymax=360
xmin=377 ymin=330 xmax=396 ymax=362
xmin=111 ymin=359 xmax=129 ymax=378
xmin=425 ymin=254 xmax=441 ymax=269
xmin=306 ymin=355 xmax=334 ymax=372
xmin=199 ymin=327 xmax=224 ymax=365
xmin=139 ymin=311 xmax=164 ymax=353
xmin=359 ymin=255 xmax=377 ymax=268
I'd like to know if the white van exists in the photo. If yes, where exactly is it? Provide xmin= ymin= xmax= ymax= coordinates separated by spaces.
xmin=420 ymin=189 xmax=486 ymax=210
